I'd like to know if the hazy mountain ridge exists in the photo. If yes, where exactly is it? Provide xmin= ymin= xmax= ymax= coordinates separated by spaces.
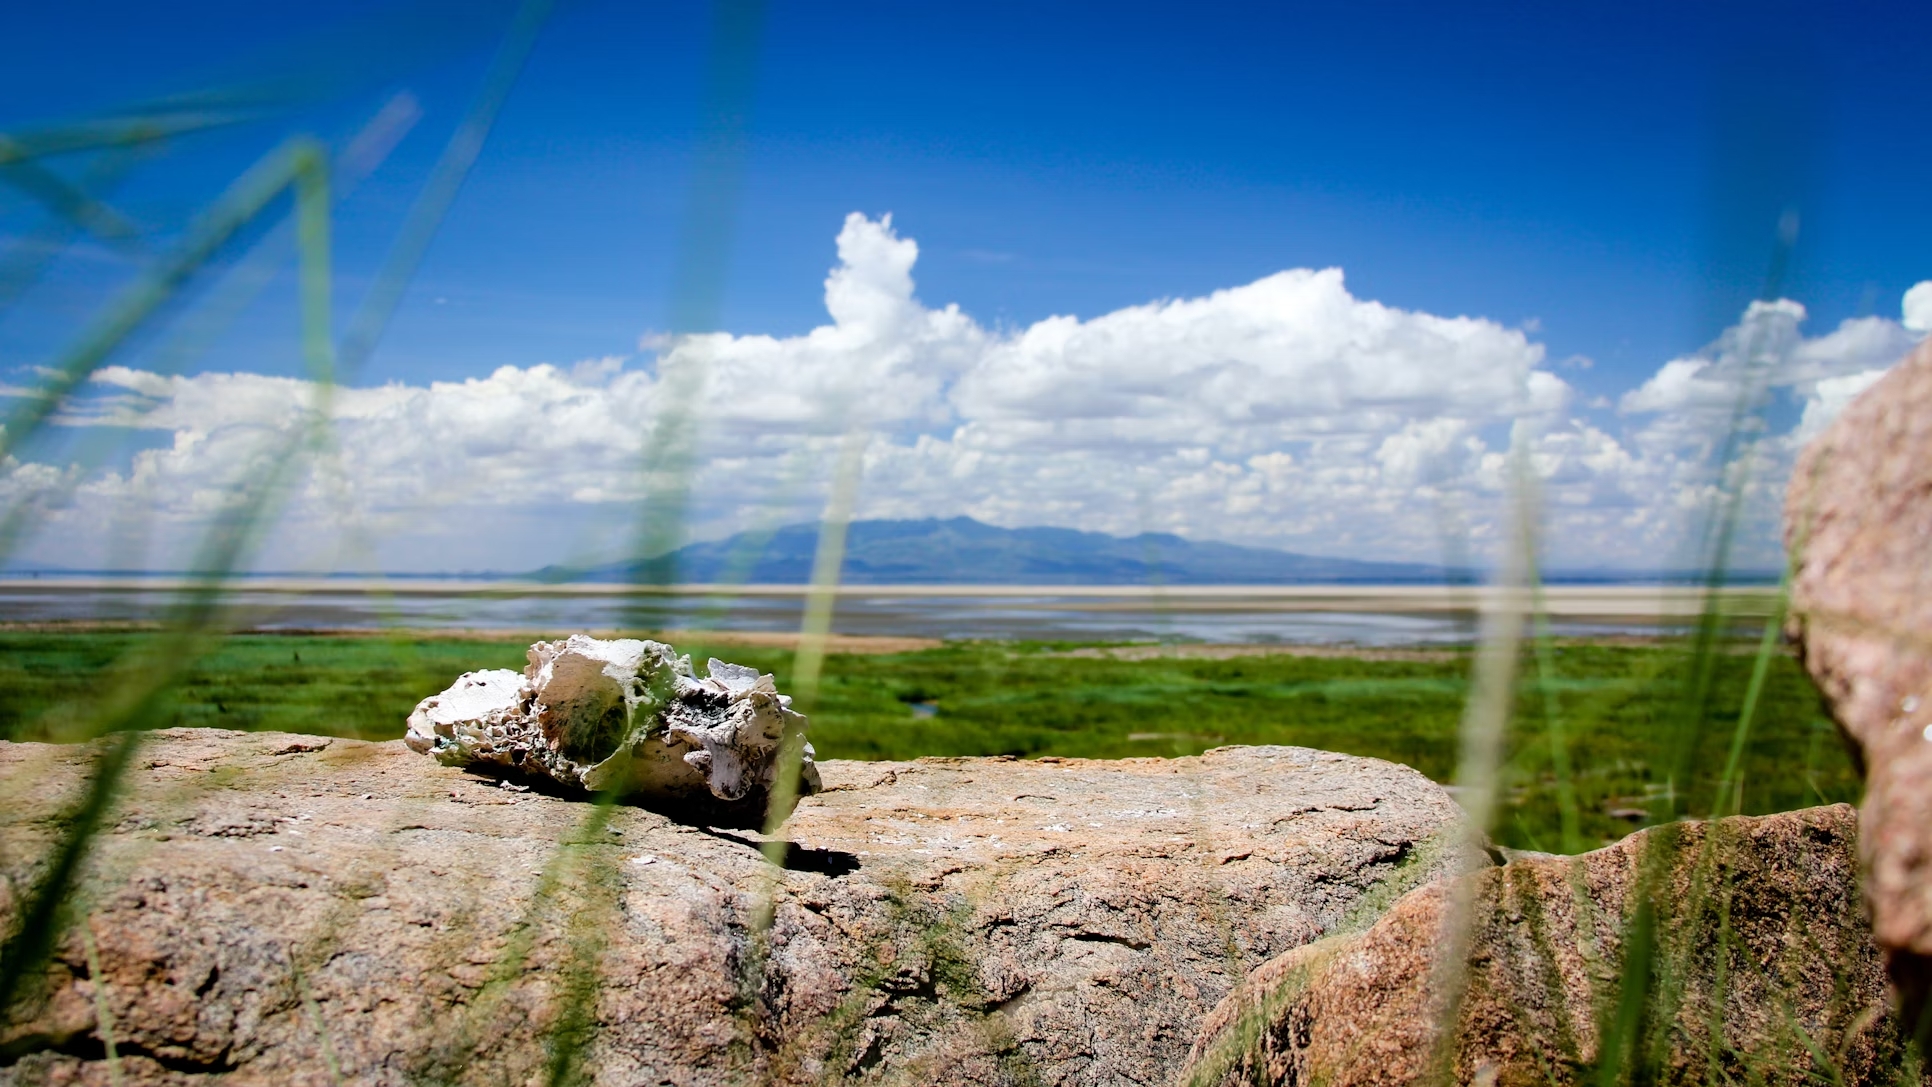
xmin=537 ymin=516 xmax=1447 ymax=585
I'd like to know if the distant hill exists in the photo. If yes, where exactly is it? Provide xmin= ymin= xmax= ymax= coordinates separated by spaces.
xmin=533 ymin=516 xmax=1448 ymax=585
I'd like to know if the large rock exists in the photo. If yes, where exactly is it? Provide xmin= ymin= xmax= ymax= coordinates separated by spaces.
xmin=1182 ymin=805 xmax=1910 ymax=1087
xmin=1786 ymin=337 xmax=1932 ymax=1038
xmin=405 ymin=636 xmax=821 ymax=828
xmin=0 ymin=729 xmax=1464 ymax=1086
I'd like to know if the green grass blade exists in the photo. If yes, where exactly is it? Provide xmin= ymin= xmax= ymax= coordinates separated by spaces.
xmin=0 ymin=729 xmax=141 ymax=1016
xmin=0 ymin=137 xmax=329 ymax=468
xmin=334 ymin=0 xmax=553 ymax=381
xmin=0 ymin=157 xmax=144 ymax=252
xmin=625 ymin=0 xmax=767 ymax=601
xmin=1425 ymin=426 xmax=1536 ymax=1083
xmin=0 ymin=106 xmax=252 ymax=165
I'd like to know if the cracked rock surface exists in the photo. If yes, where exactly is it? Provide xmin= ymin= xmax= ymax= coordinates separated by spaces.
xmin=0 ymin=730 xmax=1464 ymax=1086
xmin=404 ymin=635 xmax=820 ymax=828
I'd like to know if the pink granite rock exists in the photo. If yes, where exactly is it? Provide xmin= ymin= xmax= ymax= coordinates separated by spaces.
xmin=1786 ymin=335 xmax=1932 ymax=1041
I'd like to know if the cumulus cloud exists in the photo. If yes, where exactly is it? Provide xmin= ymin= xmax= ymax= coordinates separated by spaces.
xmin=1618 ymin=299 xmax=1911 ymax=419
xmin=2 ymin=215 xmax=1924 ymax=573
xmin=952 ymin=267 xmax=1557 ymax=448
xmin=1905 ymin=280 xmax=1932 ymax=334
xmin=1602 ymin=285 xmax=1929 ymax=565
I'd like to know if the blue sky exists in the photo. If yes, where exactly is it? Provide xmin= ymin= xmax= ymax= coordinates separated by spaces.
xmin=3 ymin=0 xmax=1929 ymax=571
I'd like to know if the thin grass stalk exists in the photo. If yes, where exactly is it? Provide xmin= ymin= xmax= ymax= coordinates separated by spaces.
xmin=0 ymin=147 xmax=333 ymax=1022
xmin=432 ymin=797 xmax=620 ymax=1083
xmin=540 ymin=816 xmax=624 ymax=1087
xmin=0 ymin=103 xmax=416 ymax=569
xmin=1593 ymin=839 xmax=1666 ymax=1087
xmin=1523 ymin=475 xmax=1584 ymax=855
xmin=1591 ymin=224 xmax=1801 ymax=1087
xmin=287 ymin=947 xmax=346 ymax=1087
xmin=0 ymin=141 xmax=154 ymax=316
xmin=1651 ymin=218 xmax=1798 ymax=830
xmin=766 ymin=426 xmax=868 ymax=851
xmin=700 ymin=426 xmax=874 ymax=1083
xmin=149 ymin=93 xmax=421 ymax=380
xmin=5 ymin=16 xmax=544 ymax=1064
xmin=658 ymin=427 xmax=856 ymax=643
xmin=1710 ymin=576 xmax=1790 ymax=818
xmin=0 ymin=157 xmax=145 ymax=253
xmin=0 ymin=136 xmax=331 ymax=478
xmin=533 ymin=0 xmax=765 ymax=1027
xmin=0 ymin=107 xmax=249 ymax=169
xmin=627 ymin=346 xmax=709 ymax=601
xmin=1423 ymin=424 xmax=1536 ymax=1084
xmin=77 ymin=922 xmax=125 ymax=1087
xmin=664 ymin=0 xmax=765 ymax=334
xmin=624 ymin=0 xmax=765 ymax=609
xmin=689 ymin=445 xmax=820 ymax=626
xmin=247 ymin=0 xmax=547 ymax=648
xmin=0 ymin=730 xmax=140 ymax=1017
xmin=334 ymin=0 xmax=553 ymax=382
xmin=153 ymin=0 xmax=540 ymax=678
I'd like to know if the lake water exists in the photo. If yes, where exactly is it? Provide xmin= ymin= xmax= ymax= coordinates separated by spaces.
xmin=0 ymin=578 xmax=1706 ymax=646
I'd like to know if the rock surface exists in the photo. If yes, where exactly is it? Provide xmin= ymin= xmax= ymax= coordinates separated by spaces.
xmin=1182 ymin=805 xmax=1910 ymax=1087
xmin=0 ymin=729 xmax=1465 ymax=1086
xmin=1786 ymin=337 xmax=1932 ymax=1038
xmin=405 ymin=635 xmax=820 ymax=828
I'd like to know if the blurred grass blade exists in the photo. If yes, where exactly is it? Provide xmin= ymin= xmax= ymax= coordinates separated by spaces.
xmin=143 ymin=93 xmax=422 ymax=380
xmin=789 ymin=429 xmax=869 ymax=712
xmin=78 ymin=924 xmax=126 ymax=1087
xmin=665 ymin=0 xmax=765 ymax=335
xmin=765 ymin=425 xmax=867 ymax=851
xmin=1425 ymin=422 xmax=1535 ymax=1081
xmin=335 ymin=0 xmax=553 ymax=381
xmin=0 ymin=106 xmax=251 ymax=165
xmin=627 ymin=0 xmax=767 ymax=598
xmin=0 ymin=158 xmax=145 ymax=253
xmin=1650 ymin=218 xmax=1798 ymax=830
xmin=1450 ymin=431 xmax=1537 ymax=840
xmin=0 ymin=141 xmax=155 ymax=317
xmin=0 ymin=729 xmax=141 ymax=1016
xmin=0 ymin=147 xmax=333 ymax=1020
xmin=0 ymin=137 xmax=330 ymax=468
xmin=1528 ymin=540 xmax=1583 ymax=855
xmin=1711 ymin=577 xmax=1789 ymax=817
xmin=1592 ymin=213 xmax=1802 ymax=1087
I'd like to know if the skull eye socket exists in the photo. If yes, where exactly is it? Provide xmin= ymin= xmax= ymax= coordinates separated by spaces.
xmin=552 ymin=698 xmax=628 ymax=764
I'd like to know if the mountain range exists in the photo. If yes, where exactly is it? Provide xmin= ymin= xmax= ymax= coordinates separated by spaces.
xmin=535 ymin=516 xmax=1448 ymax=585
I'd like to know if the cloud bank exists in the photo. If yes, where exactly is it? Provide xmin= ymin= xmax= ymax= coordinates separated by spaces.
xmin=3 ymin=213 xmax=1923 ymax=573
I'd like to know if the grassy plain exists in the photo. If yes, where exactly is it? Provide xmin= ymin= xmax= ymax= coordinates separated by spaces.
xmin=0 ymin=629 xmax=1859 ymax=852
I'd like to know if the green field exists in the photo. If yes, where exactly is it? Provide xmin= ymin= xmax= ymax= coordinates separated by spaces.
xmin=0 ymin=630 xmax=1860 ymax=852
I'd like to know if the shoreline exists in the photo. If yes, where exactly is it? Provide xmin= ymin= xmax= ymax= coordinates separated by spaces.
xmin=0 ymin=579 xmax=1776 ymax=616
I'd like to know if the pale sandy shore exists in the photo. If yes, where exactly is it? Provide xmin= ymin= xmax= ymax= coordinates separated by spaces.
xmin=0 ymin=578 xmax=1778 ymax=620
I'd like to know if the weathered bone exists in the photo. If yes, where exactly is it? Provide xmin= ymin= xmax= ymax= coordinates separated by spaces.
xmin=405 ymin=634 xmax=819 ymax=826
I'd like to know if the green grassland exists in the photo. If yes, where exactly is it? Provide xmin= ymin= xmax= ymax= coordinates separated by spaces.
xmin=0 ymin=630 xmax=1860 ymax=852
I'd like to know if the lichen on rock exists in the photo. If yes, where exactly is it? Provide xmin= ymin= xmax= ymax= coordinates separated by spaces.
xmin=405 ymin=634 xmax=819 ymax=825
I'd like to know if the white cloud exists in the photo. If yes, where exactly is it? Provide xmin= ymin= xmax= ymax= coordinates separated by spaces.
xmin=1904 ymin=280 xmax=1932 ymax=334
xmin=1794 ymin=369 xmax=1890 ymax=446
xmin=2 ymin=214 xmax=1924 ymax=573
